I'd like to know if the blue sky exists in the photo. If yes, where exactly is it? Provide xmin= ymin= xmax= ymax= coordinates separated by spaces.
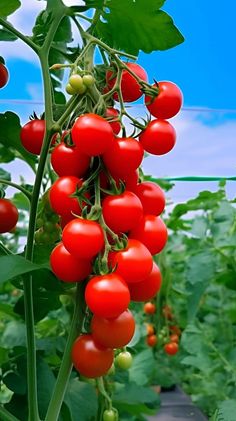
xmin=0 ymin=0 xmax=235 ymax=202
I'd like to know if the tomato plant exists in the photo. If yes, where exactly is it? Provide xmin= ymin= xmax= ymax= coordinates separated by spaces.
xmin=0 ymin=1 xmax=185 ymax=421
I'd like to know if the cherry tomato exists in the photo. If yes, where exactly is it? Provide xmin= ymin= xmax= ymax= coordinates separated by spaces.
xmin=139 ymin=120 xmax=176 ymax=155
xmin=103 ymin=137 xmax=144 ymax=178
xmin=133 ymin=182 xmax=165 ymax=216
xmin=85 ymin=273 xmax=130 ymax=318
xmin=106 ymin=62 xmax=147 ymax=102
xmin=103 ymin=409 xmax=117 ymax=421
xmin=170 ymin=325 xmax=181 ymax=336
xmin=0 ymin=62 xmax=9 ymax=88
xmin=146 ymin=334 xmax=157 ymax=347
xmin=50 ymin=242 xmax=92 ymax=282
xmin=146 ymin=324 xmax=155 ymax=336
xmin=143 ymin=302 xmax=156 ymax=315
xmin=129 ymin=215 xmax=168 ymax=255
xmin=62 ymin=218 xmax=104 ymax=260
xmin=162 ymin=305 xmax=173 ymax=320
xmin=91 ymin=310 xmax=135 ymax=349
xmin=71 ymin=113 xmax=114 ymax=157
xmin=128 ymin=262 xmax=162 ymax=302
xmin=170 ymin=334 xmax=179 ymax=343
xmin=102 ymin=191 xmax=143 ymax=234
xmin=0 ymin=199 xmax=18 ymax=233
xmin=145 ymin=81 xmax=183 ymax=119
xmin=115 ymin=351 xmax=133 ymax=369
xmin=49 ymin=176 xmax=84 ymax=218
xmin=20 ymin=119 xmax=45 ymax=155
xmin=164 ymin=342 xmax=179 ymax=356
xmin=109 ymin=239 xmax=153 ymax=284
xmin=82 ymin=74 xmax=95 ymax=87
xmin=106 ymin=108 xmax=121 ymax=135
xmin=51 ymin=142 xmax=90 ymax=178
xmin=72 ymin=334 xmax=114 ymax=378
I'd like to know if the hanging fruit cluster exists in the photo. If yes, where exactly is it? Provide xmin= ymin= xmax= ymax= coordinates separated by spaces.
xmin=19 ymin=56 xmax=182 ymax=419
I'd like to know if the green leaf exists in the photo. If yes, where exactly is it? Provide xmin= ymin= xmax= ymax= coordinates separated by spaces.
xmin=213 ymin=399 xmax=236 ymax=421
xmin=0 ymin=255 xmax=49 ymax=284
xmin=96 ymin=0 xmax=184 ymax=55
xmin=0 ymin=28 xmax=17 ymax=41
xmin=0 ymin=0 xmax=21 ymax=17
xmin=4 ymin=372 xmax=27 ymax=395
xmin=64 ymin=379 xmax=98 ymax=421
xmin=129 ymin=349 xmax=155 ymax=385
xmin=12 ymin=192 xmax=30 ymax=211
xmin=0 ymin=112 xmax=36 ymax=169
xmin=37 ymin=358 xmax=56 ymax=419
xmin=113 ymin=383 xmax=160 ymax=416
xmin=185 ymin=249 xmax=216 ymax=321
xmin=0 ymin=321 xmax=26 ymax=348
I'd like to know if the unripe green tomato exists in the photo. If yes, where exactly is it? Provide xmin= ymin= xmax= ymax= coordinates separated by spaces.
xmin=50 ymin=213 xmax=59 ymax=223
xmin=103 ymin=409 xmax=118 ymax=421
xmin=43 ymin=221 xmax=56 ymax=233
xmin=115 ymin=351 xmax=133 ymax=370
xmin=66 ymin=83 xmax=77 ymax=95
xmin=34 ymin=229 xmax=44 ymax=244
xmin=69 ymin=74 xmax=84 ymax=90
xmin=82 ymin=74 xmax=95 ymax=87
xmin=36 ymin=217 xmax=44 ymax=228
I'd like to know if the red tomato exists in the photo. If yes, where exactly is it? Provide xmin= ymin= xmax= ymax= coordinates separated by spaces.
xmin=128 ymin=262 xmax=162 ymax=302
xmin=106 ymin=108 xmax=121 ymax=135
xmin=0 ymin=199 xmax=18 ymax=233
xmin=143 ymin=302 xmax=156 ymax=315
xmin=51 ymin=142 xmax=90 ymax=178
xmin=62 ymin=218 xmax=104 ymax=260
xmin=72 ymin=334 xmax=114 ymax=378
xmin=106 ymin=62 xmax=147 ymax=102
xmin=101 ymin=170 xmax=139 ymax=192
xmin=0 ymin=63 xmax=9 ymax=88
xmin=145 ymin=81 xmax=183 ymax=119
xmin=146 ymin=324 xmax=155 ymax=336
xmin=50 ymin=242 xmax=92 ymax=282
xmin=164 ymin=342 xmax=179 ymax=356
xmin=103 ymin=137 xmax=144 ymax=178
xmin=133 ymin=182 xmax=165 ymax=215
xmin=91 ymin=309 xmax=135 ymax=348
xmin=129 ymin=215 xmax=168 ymax=255
xmin=71 ymin=113 xmax=114 ymax=157
xmin=49 ymin=176 xmax=84 ymax=218
xmin=102 ymin=191 xmax=143 ymax=234
xmin=170 ymin=334 xmax=179 ymax=343
xmin=85 ymin=273 xmax=130 ymax=318
xmin=146 ymin=334 xmax=157 ymax=347
xmin=170 ymin=325 xmax=181 ymax=336
xmin=139 ymin=120 xmax=176 ymax=155
xmin=109 ymin=239 xmax=153 ymax=284
xmin=20 ymin=119 xmax=45 ymax=155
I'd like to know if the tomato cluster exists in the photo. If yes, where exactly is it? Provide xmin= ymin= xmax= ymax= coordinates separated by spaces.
xmin=41 ymin=61 xmax=182 ymax=380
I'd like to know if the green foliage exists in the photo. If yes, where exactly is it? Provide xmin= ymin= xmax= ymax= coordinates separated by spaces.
xmin=95 ymin=0 xmax=184 ymax=55
xmin=0 ymin=0 xmax=21 ymax=17
xmin=211 ymin=400 xmax=236 ymax=421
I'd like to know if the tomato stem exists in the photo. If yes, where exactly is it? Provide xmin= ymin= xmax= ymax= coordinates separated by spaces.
xmin=96 ymin=377 xmax=113 ymax=409
xmin=0 ymin=18 xmax=39 ymax=53
xmin=45 ymin=282 xmax=86 ymax=421
xmin=0 ymin=406 xmax=21 ymax=421
xmin=0 ymin=179 xmax=32 ymax=201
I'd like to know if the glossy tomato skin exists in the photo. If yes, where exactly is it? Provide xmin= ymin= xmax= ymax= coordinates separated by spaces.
xmin=71 ymin=113 xmax=114 ymax=157
xmin=103 ymin=137 xmax=144 ymax=178
xmin=109 ymin=239 xmax=153 ymax=284
xmin=133 ymin=182 xmax=165 ymax=215
xmin=91 ymin=309 xmax=135 ymax=349
xmin=164 ymin=342 xmax=179 ymax=356
xmin=106 ymin=62 xmax=147 ymax=102
xmin=145 ymin=81 xmax=183 ymax=119
xmin=0 ymin=63 xmax=9 ymax=88
xmin=144 ymin=302 xmax=156 ymax=314
xmin=106 ymin=108 xmax=121 ymax=135
xmin=146 ymin=334 xmax=157 ymax=347
xmin=129 ymin=215 xmax=168 ymax=255
xmin=128 ymin=262 xmax=162 ymax=302
xmin=102 ymin=191 xmax=143 ymax=234
xmin=62 ymin=218 xmax=104 ymax=260
xmin=49 ymin=176 xmax=84 ymax=218
xmin=85 ymin=273 xmax=130 ymax=318
xmin=50 ymin=242 xmax=92 ymax=282
xmin=0 ymin=199 xmax=18 ymax=233
xmin=20 ymin=120 xmax=45 ymax=155
xmin=51 ymin=142 xmax=90 ymax=178
xmin=139 ymin=120 xmax=176 ymax=155
xmin=72 ymin=334 xmax=114 ymax=378
xmin=115 ymin=351 xmax=133 ymax=370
